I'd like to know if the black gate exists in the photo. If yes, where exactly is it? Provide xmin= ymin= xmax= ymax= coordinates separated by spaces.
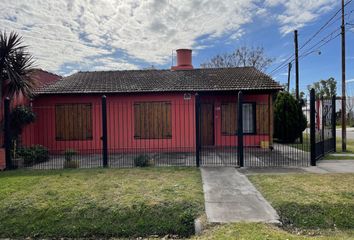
xmin=310 ymin=89 xmax=336 ymax=165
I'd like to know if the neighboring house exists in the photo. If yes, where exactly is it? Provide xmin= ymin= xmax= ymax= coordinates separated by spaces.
xmin=20 ymin=49 xmax=282 ymax=156
xmin=0 ymin=69 xmax=61 ymax=170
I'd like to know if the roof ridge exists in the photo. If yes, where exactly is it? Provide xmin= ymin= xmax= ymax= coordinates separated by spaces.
xmin=74 ymin=66 xmax=257 ymax=75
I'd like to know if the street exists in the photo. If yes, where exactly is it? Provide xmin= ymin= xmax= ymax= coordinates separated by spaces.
xmin=336 ymin=128 xmax=354 ymax=140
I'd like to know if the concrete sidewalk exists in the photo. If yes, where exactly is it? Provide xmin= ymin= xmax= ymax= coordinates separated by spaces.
xmin=200 ymin=167 xmax=279 ymax=223
xmin=239 ymin=160 xmax=354 ymax=175
xmin=312 ymin=160 xmax=354 ymax=173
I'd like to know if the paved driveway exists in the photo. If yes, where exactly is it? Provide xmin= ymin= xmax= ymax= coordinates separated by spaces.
xmin=200 ymin=167 xmax=279 ymax=223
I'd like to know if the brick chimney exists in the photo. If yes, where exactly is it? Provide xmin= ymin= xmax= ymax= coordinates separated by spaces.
xmin=171 ymin=49 xmax=193 ymax=70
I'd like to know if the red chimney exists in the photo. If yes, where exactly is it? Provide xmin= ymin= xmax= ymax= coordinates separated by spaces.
xmin=171 ymin=49 xmax=193 ymax=70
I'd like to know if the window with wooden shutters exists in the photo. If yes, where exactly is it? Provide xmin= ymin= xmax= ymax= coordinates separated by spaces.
xmin=221 ymin=102 xmax=237 ymax=135
xmin=256 ymin=103 xmax=269 ymax=134
xmin=134 ymin=102 xmax=172 ymax=139
xmin=55 ymin=104 xmax=93 ymax=140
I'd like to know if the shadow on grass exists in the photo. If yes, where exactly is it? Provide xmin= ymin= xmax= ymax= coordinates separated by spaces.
xmin=278 ymin=202 xmax=354 ymax=230
xmin=0 ymin=201 xmax=198 ymax=238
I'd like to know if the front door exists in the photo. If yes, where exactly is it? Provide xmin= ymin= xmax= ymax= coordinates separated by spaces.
xmin=200 ymin=103 xmax=214 ymax=146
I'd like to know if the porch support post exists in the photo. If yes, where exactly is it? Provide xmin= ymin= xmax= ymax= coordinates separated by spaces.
xmin=237 ymin=91 xmax=244 ymax=167
xmin=4 ymin=97 xmax=12 ymax=170
xmin=332 ymin=95 xmax=336 ymax=152
xmin=101 ymin=95 xmax=108 ymax=167
xmin=310 ymin=89 xmax=316 ymax=166
xmin=195 ymin=93 xmax=200 ymax=167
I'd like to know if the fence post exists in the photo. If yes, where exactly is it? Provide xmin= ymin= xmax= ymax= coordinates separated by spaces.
xmin=237 ymin=91 xmax=244 ymax=167
xmin=195 ymin=93 xmax=200 ymax=167
xmin=4 ymin=98 xmax=12 ymax=170
xmin=310 ymin=89 xmax=316 ymax=166
xmin=321 ymin=96 xmax=325 ymax=156
xmin=332 ymin=95 xmax=336 ymax=152
xmin=101 ymin=95 xmax=108 ymax=167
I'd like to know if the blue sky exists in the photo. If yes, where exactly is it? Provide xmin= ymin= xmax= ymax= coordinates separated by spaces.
xmin=1 ymin=0 xmax=354 ymax=95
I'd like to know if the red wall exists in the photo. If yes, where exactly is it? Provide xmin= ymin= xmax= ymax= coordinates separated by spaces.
xmin=22 ymin=93 xmax=196 ymax=153
xmin=21 ymin=92 xmax=272 ymax=154
xmin=200 ymin=94 xmax=270 ymax=147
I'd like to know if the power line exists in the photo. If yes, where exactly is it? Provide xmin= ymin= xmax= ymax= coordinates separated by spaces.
xmin=300 ymin=27 xmax=341 ymax=57
xmin=270 ymin=27 xmax=342 ymax=76
xmin=268 ymin=0 xmax=353 ymax=76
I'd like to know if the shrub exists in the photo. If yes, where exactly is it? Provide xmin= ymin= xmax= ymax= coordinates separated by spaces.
xmin=63 ymin=149 xmax=79 ymax=168
xmin=274 ymin=92 xmax=307 ymax=143
xmin=18 ymin=145 xmax=49 ymax=166
xmin=64 ymin=149 xmax=77 ymax=161
xmin=134 ymin=155 xmax=150 ymax=167
xmin=63 ymin=160 xmax=80 ymax=169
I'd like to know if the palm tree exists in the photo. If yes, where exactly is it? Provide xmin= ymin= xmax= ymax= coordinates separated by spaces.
xmin=0 ymin=31 xmax=36 ymax=101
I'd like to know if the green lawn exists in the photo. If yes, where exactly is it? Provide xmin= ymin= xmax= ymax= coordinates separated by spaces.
xmin=194 ymin=223 xmax=354 ymax=240
xmin=0 ymin=167 xmax=204 ymax=238
xmin=335 ymin=138 xmax=354 ymax=153
xmin=195 ymin=173 xmax=354 ymax=240
xmin=289 ymin=134 xmax=354 ymax=159
xmin=249 ymin=174 xmax=354 ymax=231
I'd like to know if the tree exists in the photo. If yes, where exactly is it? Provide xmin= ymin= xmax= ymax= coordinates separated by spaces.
xmin=307 ymin=77 xmax=337 ymax=99
xmin=200 ymin=46 xmax=274 ymax=71
xmin=274 ymin=91 xmax=307 ymax=143
xmin=0 ymin=31 xmax=36 ymax=100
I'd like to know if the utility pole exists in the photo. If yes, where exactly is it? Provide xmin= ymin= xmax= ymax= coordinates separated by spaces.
xmin=294 ymin=30 xmax=299 ymax=100
xmin=341 ymin=0 xmax=347 ymax=151
xmin=287 ymin=62 xmax=292 ymax=92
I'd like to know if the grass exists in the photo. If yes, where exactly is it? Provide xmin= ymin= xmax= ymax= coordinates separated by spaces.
xmin=194 ymin=223 xmax=354 ymax=240
xmin=249 ymin=174 xmax=354 ymax=231
xmin=0 ymin=167 xmax=204 ymax=238
xmin=195 ymin=173 xmax=354 ymax=240
xmin=288 ymin=134 xmax=310 ymax=152
xmin=324 ymin=137 xmax=354 ymax=159
xmin=324 ymin=155 xmax=354 ymax=160
xmin=335 ymin=137 xmax=354 ymax=153
xmin=288 ymin=134 xmax=354 ymax=156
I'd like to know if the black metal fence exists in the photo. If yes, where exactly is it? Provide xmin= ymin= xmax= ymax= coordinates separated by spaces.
xmin=310 ymin=89 xmax=336 ymax=165
xmin=2 ymin=90 xmax=335 ymax=170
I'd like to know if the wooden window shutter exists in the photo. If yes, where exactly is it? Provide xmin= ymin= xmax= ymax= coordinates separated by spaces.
xmin=256 ymin=103 xmax=269 ymax=134
xmin=162 ymin=102 xmax=172 ymax=138
xmin=221 ymin=102 xmax=237 ymax=135
xmin=55 ymin=104 xmax=93 ymax=140
xmin=134 ymin=102 xmax=172 ymax=139
xmin=134 ymin=103 xmax=142 ymax=138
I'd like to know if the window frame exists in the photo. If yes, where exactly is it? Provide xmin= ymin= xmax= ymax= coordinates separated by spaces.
xmin=55 ymin=103 xmax=93 ymax=141
xmin=133 ymin=101 xmax=172 ymax=139
xmin=242 ymin=102 xmax=256 ymax=135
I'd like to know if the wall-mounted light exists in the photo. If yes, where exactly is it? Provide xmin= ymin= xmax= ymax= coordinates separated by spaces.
xmin=184 ymin=93 xmax=191 ymax=100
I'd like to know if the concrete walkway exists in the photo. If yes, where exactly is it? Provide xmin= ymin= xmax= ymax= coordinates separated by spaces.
xmin=239 ymin=160 xmax=354 ymax=175
xmin=330 ymin=153 xmax=354 ymax=157
xmin=310 ymin=160 xmax=354 ymax=173
xmin=200 ymin=167 xmax=279 ymax=223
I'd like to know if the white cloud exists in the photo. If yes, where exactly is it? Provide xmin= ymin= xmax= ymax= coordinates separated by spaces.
xmin=265 ymin=0 xmax=338 ymax=35
xmin=1 ymin=0 xmax=260 ymax=73
xmin=0 ymin=0 xmax=338 ymax=74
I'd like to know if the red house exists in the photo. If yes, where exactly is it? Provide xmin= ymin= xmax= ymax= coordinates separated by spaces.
xmin=17 ymin=49 xmax=282 ymax=167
